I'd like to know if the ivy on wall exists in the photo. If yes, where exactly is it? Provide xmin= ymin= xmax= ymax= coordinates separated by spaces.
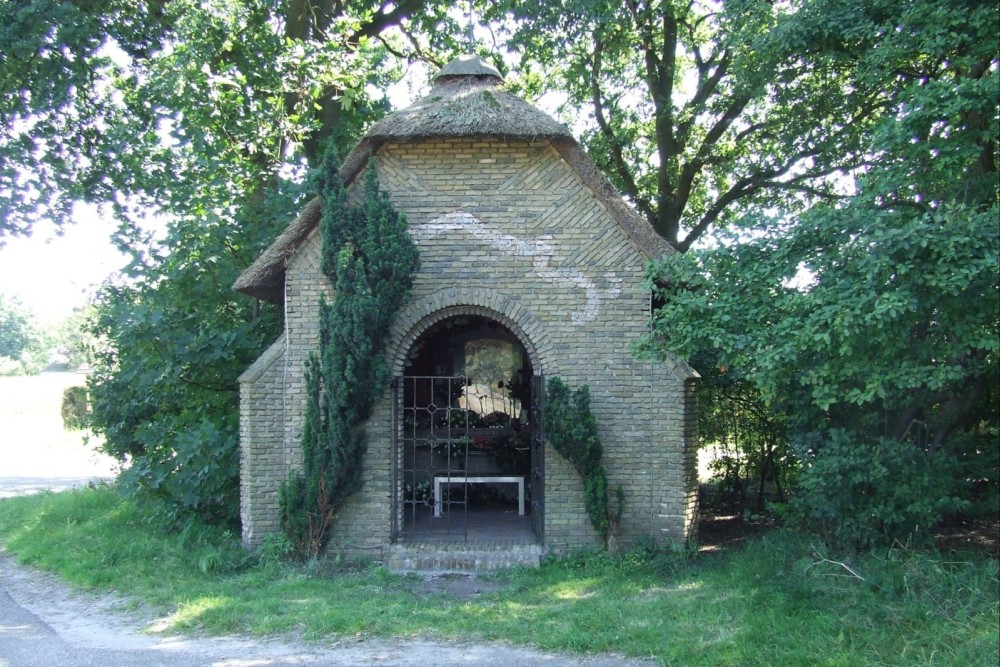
xmin=281 ymin=149 xmax=419 ymax=559
xmin=545 ymin=376 xmax=621 ymax=548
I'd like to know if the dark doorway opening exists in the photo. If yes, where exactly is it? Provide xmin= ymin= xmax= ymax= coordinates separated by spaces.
xmin=393 ymin=315 xmax=542 ymax=543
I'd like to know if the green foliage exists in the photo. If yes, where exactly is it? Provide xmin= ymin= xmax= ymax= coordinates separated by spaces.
xmin=640 ymin=0 xmax=999 ymax=546
xmin=694 ymin=351 xmax=796 ymax=511
xmin=0 ymin=0 xmax=478 ymax=530
xmin=47 ymin=306 xmax=99 ymax=370
xmin=0 ymin=0 xmax=448 ymax=239
xmin=87 ymin=192 xmax=288 ymax=528
xmin=281 ymin=149 xmax=418 ymax=559
xmin=0 ymin=299 xmax=97 ymax=376
xmin=0 ymin=293 xmax=34 ymax=359
xmin=791 ymin=430 xmax=968 ymax=548
xmin=3 ymin=0 xmax=472 ymax=529
xmin=544 ymin=376 xmax=617 ymax=545
xmin=60 ymin=385 xmax=88 ymax=430
xmin=496 ymin=0 xmax=888 ymax=248
xmin=0 ymin=293 xmax=49 ymax=375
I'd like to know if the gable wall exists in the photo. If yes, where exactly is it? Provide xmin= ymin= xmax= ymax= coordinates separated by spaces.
xmin=246 ymin=137 xmax=697 ymax=553
xmin=370 ymin=139 xmax=696 ymax=549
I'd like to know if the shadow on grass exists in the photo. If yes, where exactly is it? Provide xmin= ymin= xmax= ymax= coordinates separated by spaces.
xmin=1 ymin=486 xmax=997 ymax=666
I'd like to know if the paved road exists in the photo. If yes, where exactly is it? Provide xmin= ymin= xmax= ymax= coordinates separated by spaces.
xmin=0 ymin=585 xmax=176 ymax=667
xmin=0 ymin=475 xmax=114 ymax=499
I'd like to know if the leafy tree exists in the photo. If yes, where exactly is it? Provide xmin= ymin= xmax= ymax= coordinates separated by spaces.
xmin=0 ymin=293 xmax=34 ymax=361
xmin=1 ymin=296 xmax=102 ymax=375
xmin=47 ymin=305 xmax=99 ymax=369
xmin=87 ymin=193 xmax=286 ymax=526
xmin=641 ymin=0 xmax=999 ymax=545
xmin=0 ymin=0 xmax=460 ymax=241
xmin=0 ymin=0 xmax=456 ymax=525
xmin=495 ymin=0 xmax=889 ymax=250
xmin=0 ymin=293 xmax=52 ymax=375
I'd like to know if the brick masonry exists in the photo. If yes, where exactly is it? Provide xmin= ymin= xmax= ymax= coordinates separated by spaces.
xmin=239 ymin=138 xmax=698 ymax=555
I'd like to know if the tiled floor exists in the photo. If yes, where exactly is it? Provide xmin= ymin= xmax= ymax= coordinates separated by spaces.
xmin=400 ymin=504 xmax=537 ymax=543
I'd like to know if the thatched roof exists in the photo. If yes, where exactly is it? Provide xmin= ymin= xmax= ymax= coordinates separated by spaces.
xmin=233 ymin=55 xmax=676 ymax=303
xmin=433 ymin=53 xmax=502 ymax=80
xmin=364 ymin=57 xmax=572 ymax=142
xmin=232 ymin=198 xmax=323 ymax=302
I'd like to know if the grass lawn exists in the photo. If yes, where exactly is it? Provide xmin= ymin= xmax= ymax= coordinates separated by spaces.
xmin=0 ymin=487 xmax=996 ymax=666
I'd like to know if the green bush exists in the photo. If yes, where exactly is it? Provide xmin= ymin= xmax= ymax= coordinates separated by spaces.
xmin=86 ymin=188 xmax=287 ymax=529
xmin=60 ymin=385 xmax=88 ymax=430
xmin=545 ymin=377 xmax=618 ymax=545
xmin=117 ymin=417 xmax=240 ymax=527
xmin=790 ymin=429 xmax=968 ymax=548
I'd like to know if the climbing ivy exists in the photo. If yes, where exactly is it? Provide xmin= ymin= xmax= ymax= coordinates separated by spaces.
xmin=280 ymin=148 xmax=419 ymax=559
xmin=544 ymin=377 xmax=620 ymax=547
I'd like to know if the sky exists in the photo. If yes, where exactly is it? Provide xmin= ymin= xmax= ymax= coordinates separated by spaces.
xmin=0 ymin=204 xmax=127 ymax=325
xmin=0 ymin=51 xmax=563 ymax=329
xmin=0 ymin=71 xmax=431 ymax=329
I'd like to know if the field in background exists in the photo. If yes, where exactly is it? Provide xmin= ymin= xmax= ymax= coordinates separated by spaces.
xmin=0 ymin=372 xmax=117 ymax=495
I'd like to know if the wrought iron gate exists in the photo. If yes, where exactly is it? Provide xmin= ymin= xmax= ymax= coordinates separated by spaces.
xmin=391 ymin=374 xmax=545 ymax=542
xmin=394 ymin=375 xmax=471 ymax=539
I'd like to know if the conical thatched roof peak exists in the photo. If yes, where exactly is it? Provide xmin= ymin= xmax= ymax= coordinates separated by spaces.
xmin=232 ymin=54 xmax=676 ymax=303
xmin=432 ymin=54 xmax=503 ymax=83
xmin=364 ymin=54 xmax=573 ymax=142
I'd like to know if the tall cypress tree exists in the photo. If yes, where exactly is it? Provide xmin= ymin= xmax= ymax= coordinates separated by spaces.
xmin=281 ymin=148 xmax=418 ymax=558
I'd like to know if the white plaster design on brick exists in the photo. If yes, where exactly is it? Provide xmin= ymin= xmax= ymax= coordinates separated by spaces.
xmin=413 ymin=211 xmax=622 ymax=323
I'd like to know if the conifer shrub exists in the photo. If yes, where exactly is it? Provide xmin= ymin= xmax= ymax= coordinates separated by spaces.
xmin=280 ymin=149 xmax=418 ymax=559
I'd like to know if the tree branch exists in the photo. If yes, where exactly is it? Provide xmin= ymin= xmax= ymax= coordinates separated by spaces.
xmin=677 ymin=49 xmax=732 ymax=147
xmin=694 ymin=91 xmax=753 ymax=164
xmin=589 ymin=32 xmax=655 ymax=221
xmin=648 ymin=7 xmax=680 ymax=243
xmin=348 ymin=0 xmax=424 ymax=45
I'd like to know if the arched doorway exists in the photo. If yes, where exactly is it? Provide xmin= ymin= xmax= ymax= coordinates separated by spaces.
xmin=392 ymin=313 xmax=543 ymax=543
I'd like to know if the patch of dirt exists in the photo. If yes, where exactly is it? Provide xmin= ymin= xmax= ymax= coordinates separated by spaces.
xmin=933 ymin=515 xmax=1000 ymax=558
xmin=405 ymin=571 xmax=509 ymax=599
xmin=696 ymin=483 xmax=1000 ymax=559
xmin=696 ymin=484 xmax=775 ymax=553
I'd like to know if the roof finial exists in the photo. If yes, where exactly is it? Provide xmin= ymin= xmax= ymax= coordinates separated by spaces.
xmin=467 ymin=0 xmax=475 ymax=51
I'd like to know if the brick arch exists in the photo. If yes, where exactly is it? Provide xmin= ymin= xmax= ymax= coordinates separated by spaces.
xmin=389 ymin=288 xmax=551 ymax=377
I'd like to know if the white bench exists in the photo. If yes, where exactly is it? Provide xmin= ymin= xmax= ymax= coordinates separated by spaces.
xmin=433 ymin=475 xmax=525 ymax=517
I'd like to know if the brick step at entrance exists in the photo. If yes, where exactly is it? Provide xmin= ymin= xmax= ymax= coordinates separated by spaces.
xmin=386 ymin=541 xmax=545 ymax=572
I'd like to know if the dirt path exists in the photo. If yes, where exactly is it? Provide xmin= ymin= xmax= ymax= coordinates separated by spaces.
xmin=0 ymin=551 xmax=654 ymax=666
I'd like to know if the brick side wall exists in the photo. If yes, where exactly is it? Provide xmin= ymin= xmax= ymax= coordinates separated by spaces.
xmin=682 ymin=378 xmax=700 ymax=544
xmin=239 ymin=137 xmax=698 ymax=554
xmin=282 ymin=228 xmax=334 ymax=479
xmin=238 ymin=335 xmax=286 ymax=548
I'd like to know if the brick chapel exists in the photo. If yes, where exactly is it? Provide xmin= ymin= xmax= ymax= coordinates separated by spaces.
xmin=233 ymin=55 xmax=699 ymax=564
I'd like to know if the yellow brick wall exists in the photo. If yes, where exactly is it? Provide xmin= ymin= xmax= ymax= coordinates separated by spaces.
xmin=240 ymin=137 xmax=698 ymax=554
